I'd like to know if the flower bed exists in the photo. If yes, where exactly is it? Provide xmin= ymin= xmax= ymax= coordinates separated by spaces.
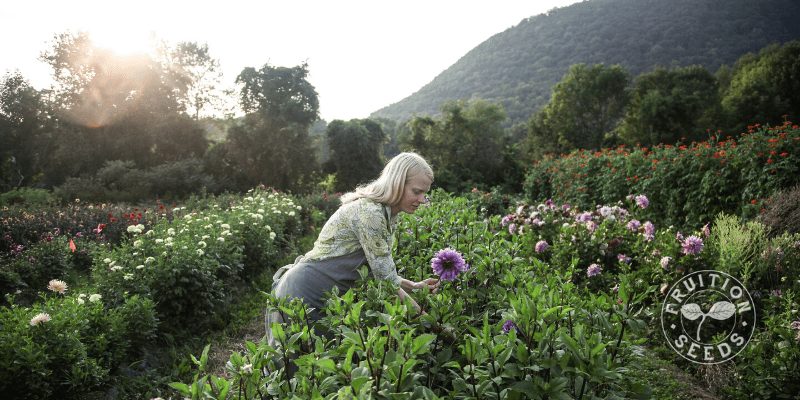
xmin=524 ymin=121 xmax=800 ymax=229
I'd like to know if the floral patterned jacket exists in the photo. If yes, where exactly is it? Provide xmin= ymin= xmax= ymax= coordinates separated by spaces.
xmin=277 ymin=197 xmax=401 ymax=285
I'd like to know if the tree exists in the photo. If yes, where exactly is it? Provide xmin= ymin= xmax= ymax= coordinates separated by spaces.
xmin=160 ymin=41 xmax=226 ymax=120
xmin=721 ymin=40 xmax=800 ymax=132
xmin=37 ymin=32 xmax=208 ymax=186
xmin=326 ymin=119 xmax=386 ymax=192
xmin=370 ymin=117 xmax=401 ymax=158
xmin=40 ymin=32 xmax=184 ymax=123
xmin=237 ymin=63 xmax=318 ymax=125
xmin=615 ymin=65 xmax=721 ymax=146
xmin=401 ymin=100 xmax=508 ymax=192
xmin=527 ymin=64 xmax=629 ymax=158
xmin=0 ymin=72 xmax=49 ymax=190
xmin=224 ymin=63 xmax=320 ymax=192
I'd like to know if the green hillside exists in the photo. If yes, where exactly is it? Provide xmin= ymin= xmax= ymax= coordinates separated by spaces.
xmin=371 ymin=0 xmax=800 ymax=125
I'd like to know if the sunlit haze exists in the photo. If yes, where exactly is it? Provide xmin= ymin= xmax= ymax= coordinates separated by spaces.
xmin=1 ymin=0 xmax=582 ymax=121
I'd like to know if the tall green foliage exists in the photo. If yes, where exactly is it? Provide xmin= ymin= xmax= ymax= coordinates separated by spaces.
xmin=325 ymin=119 xmax=386 ymax=192
xmin=400 ymin=100 xmax=508 ymax=192
xmin=615 ymin=65 xmax=721 ymax=146
xmin=224 ymin=63 xmax=320 ymax=193
xmin=162 ymin=41 xmax=225 ymax=120
xmin=37 ymin=32 xmax=209 ymax=187
xmin=0 ymin=73 xmax=49 ymax=190
xmin=721 ymin=40 xmax=800 ymax=132
xmin=527 ymin=64 xmax=629 ymax=158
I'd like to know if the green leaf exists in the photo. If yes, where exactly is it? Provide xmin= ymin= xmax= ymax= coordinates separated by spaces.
xmin=315 ymin=357 xmax=337 ymax=372
xmin=511 ymin=381 xmax=538 ymax=398
xmin=559 ymin=332 xmax=580 ymax=357
xmin=591 ymin=342 xmax=607 ymax=357
xmin=411 ymin=334 xmax=437 ymax=355
xmin=168 ymin=382 xmax=191 ymax=395
xmin=199 ymin=344 xmax=210 ymax=371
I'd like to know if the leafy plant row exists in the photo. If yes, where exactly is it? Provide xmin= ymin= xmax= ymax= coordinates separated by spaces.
xmin=0 ymin=188 xmax=306 ymax=398
xmin=175 ymin=190 xmax=800 ymax=399
xmin=524 ymin=121 xmax=800 ymax=229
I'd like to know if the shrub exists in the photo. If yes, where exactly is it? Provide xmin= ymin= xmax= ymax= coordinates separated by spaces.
xmin=0 ymin=294 xmax=157 ymax=400
xmin=524 ymin=121 xmax=800 ymax=229
xmin=759 ymin=184 xmax=800 ymax=237
xmin=53 ymin=176 xmax=108 ymax=204
xmin=0 ymin=187 xmax=56 ymax=207
xmin=709 ymin=213 xmax=768 ymax=283
xmin=53 ymin=158 xmax=217 ymax=204
xmin=92 ymin=188 xmax=301 ymax=333
xmin=1 ymin=236 xmax=72 ymax=305
xmin=0 ymin=201 xmax=146 ymax=251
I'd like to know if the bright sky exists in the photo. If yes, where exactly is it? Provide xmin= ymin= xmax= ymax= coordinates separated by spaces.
xmin=1 ymin=0 xmax=582 ymax=121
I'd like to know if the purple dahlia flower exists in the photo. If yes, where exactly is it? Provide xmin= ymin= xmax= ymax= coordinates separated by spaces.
xmin=508 ymin=223 xmax=517 ymax=235
xmin=535 ymin=240 xmax=549 ymax=253
xmin=576 ymin=212 xmax=593 ymax=223
xmin=681 ymin=235 xmax=704 ymax=255
xmin=431 ymin=248 xmax=468 ymax=281
xmin=643 ymin=221 xmax=655 ymax=241
xmin=502 ymin=320 xmax=518 ymax=333
xmin=635 ymin=194 xmax=649 ymax=209
xmin=626 ymin=219 xmax=641 ymax=232
xmin=587 ymin=263 xmax=602 ymax=277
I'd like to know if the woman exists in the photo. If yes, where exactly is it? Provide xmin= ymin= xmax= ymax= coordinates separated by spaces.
xmin=267 ymin=152 xmax=439 ymax=343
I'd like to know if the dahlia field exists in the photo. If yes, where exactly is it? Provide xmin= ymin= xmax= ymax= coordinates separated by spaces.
xmin=2 ymin=124 xmax=800 ymax=399
xmin=172 ymin=190 xmax=799 ymax=399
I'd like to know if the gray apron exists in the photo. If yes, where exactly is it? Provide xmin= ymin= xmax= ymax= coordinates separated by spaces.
xmin=265 ymin=250 xmax=368 ymax=346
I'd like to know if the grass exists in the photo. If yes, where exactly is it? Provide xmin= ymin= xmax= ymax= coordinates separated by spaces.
xmin=627 ymin=346 xmax=722 ymax=400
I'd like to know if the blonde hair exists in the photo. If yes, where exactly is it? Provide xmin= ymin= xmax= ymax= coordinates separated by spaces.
xmin=340 ymin=152 xmax=433 ymax=205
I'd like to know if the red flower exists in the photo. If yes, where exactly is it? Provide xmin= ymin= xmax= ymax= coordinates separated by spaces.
xmin=780 ymin=152 xmax=789 ymax=157
xmin=93 ymin=223 xmax=107 ymax=234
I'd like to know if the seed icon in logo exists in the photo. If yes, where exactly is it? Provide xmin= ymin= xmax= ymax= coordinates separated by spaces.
xmin=681 ymin=301 xmax=736 ymax=341
xmin=661 ymin=270 xmax=755 ymax=364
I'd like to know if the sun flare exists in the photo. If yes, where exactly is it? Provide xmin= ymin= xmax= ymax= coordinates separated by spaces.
xmin=89 ymin=28 xmax=157 ymax=56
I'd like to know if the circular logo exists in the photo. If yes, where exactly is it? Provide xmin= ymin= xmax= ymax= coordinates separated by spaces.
xmin=661 ymin=270 xmax=756 ymax=364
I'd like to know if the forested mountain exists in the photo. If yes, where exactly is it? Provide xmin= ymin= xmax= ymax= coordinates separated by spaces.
xmin=371 ymin=0 xmax=800 ymax=125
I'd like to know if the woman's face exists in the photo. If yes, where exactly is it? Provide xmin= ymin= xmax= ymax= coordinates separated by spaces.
xmin=392 ymin=173 xmax=432 ymax=215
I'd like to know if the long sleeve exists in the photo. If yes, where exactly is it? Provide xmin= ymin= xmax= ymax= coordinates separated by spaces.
xmin=351 ymin=202 xmax=401 ymax=285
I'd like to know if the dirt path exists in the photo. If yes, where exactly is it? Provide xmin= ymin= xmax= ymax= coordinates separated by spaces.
xmin=207 ymin=308 xmax=269 ymax=378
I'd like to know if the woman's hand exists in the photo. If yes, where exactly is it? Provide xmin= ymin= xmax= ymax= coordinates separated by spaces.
xmin=415 ymin=278 xmax=439 ymax=293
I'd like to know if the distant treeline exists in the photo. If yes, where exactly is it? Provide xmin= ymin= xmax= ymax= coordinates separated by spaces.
xmin=372 ymin=0 xmax=800 ymax=126
xmin=1 ymin=32 xmax=799 ymax=202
